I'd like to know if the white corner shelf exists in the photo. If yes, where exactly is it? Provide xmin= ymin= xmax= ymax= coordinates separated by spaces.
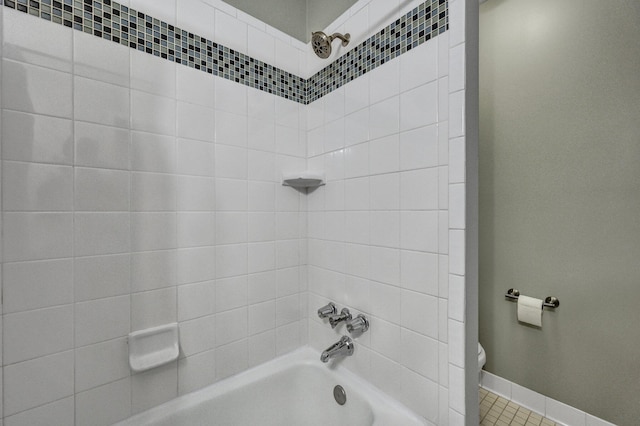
xmin=282 ymin=172 xmax=325 ymax=189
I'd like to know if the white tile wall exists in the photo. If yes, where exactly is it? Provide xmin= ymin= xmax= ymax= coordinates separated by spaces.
xmin=2 ymin=10 xmax=72 ymax=73
xmin=75 ymin=122 xmax=129 ymax=170
xmin=75 ymin=377 xmax=131 ymax=426
xmin=130 ymin=362 xmax=177 ymax=414
xmin=0 ymin=0 xmax=470 ymax=424
xmin=176 ymin=0 xmax=216 ymax=41
xmin=2 ymin=110 xmax=73 ymax=165
xmin=74 ymin=31 xmax=129 ymax=87
xmin=305 ymin=0 xmax=469 ymax=420
xmin=74 ymin=77 xmax=130 ymax=128
xmin=3 ymin=351 xmax=74 ymax=416
xmin=3 ymin=397 xmax=74 ymax=426
xmin=2 ymin=59 xmax=73 ymax=118
xmin=0 ymin=2 xmax=307 ymax=423
xmin=3 ymin=259 xmax=73 ymax=312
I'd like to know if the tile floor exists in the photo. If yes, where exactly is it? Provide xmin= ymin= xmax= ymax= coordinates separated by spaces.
xmin=480 ymin=388 xmax=559 ymax=426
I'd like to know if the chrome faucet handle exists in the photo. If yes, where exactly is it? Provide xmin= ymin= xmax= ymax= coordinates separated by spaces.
xmin=346 ymin=314 xmax=369 ymax=334
xmin=317 ymin=302 xmax=337 ymax=319
xmin=329 ymin=308 xmax=352 ymax=329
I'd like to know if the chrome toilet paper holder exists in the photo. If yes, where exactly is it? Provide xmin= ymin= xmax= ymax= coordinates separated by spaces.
xmin=505 ymin=288 xmax=560 ymax=309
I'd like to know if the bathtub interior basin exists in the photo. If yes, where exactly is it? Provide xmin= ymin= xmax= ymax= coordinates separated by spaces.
xmin=114 ymin=346 xmax=427 ymax=426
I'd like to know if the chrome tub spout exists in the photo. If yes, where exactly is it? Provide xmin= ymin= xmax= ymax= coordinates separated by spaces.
xmin=320 ymin=336 xmax=354 ymax=363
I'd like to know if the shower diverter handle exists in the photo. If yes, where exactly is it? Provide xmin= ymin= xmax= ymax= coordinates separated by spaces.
xmin=328 ymin=308 xmax=352 ymax=329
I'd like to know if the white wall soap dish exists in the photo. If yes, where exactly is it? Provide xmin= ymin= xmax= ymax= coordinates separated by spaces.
xmin=128 ymin=323 xmax=179 ymax=373
xmin=282 ymin=172 xmax=325 ymax=188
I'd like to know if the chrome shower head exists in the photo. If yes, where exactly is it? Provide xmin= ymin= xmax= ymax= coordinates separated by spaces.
xmin=311 ymin=31 xmax=350 ymax=59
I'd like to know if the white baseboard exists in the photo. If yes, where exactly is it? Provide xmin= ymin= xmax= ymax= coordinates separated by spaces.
xmin=480 ymin=371 xmax=616 ymax=426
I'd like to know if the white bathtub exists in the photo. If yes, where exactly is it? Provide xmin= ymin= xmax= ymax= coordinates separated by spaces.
xmin=114 ymin=346 xmax=427 ymax=426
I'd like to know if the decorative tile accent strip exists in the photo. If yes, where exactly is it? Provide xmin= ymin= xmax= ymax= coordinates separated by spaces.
xmin=2 ymin=0 xmax=306 ymax=102
xmin=2 ymin=0 xmax=447 ymax=104
xmin=307 ymin=0 xmax=448 ymax=103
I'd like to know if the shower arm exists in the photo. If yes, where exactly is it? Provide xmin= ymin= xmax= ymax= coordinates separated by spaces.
xmin=329 ymin=32 xmax=350 ymax=46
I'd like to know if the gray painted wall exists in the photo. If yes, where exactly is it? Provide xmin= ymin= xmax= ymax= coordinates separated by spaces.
xmin=223 ymin=0 xmax=306 ymax=41
xmin=306 ymin=0 xmax=358 ymax=40
xmin=479 ymin=1 xmax=640 ymax=425
xmin=465 ymin=0 xmax=480 ymax=424
xmin=223 ymin=0 xmax=357 ymax=42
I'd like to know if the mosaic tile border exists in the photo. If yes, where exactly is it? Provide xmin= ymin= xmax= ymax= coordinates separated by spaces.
xmin=2 ymin=0 xmax=448 ymax=105
xmin=308 ymin=0 xmax=448 ymax=103
xmin=2 ymin=0 xmax=306 ymax=102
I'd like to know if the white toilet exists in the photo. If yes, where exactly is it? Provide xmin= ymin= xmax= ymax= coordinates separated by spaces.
xmin=478 ymin=343 xmax=487 ymax=382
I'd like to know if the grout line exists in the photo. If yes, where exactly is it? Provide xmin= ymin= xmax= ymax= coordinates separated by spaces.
xmin=127 ymin=37 xmax=135 ymax=417
xmin=70 ymin=25 xmax=78 ymax=425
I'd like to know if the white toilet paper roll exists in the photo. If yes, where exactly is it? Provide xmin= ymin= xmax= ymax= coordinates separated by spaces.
xmin=517 ymin=295 xmax=543 ymax=327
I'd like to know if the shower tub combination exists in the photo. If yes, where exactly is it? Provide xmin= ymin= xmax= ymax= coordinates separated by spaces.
xmin=115 ymin=347 xmax=426 ymax=426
